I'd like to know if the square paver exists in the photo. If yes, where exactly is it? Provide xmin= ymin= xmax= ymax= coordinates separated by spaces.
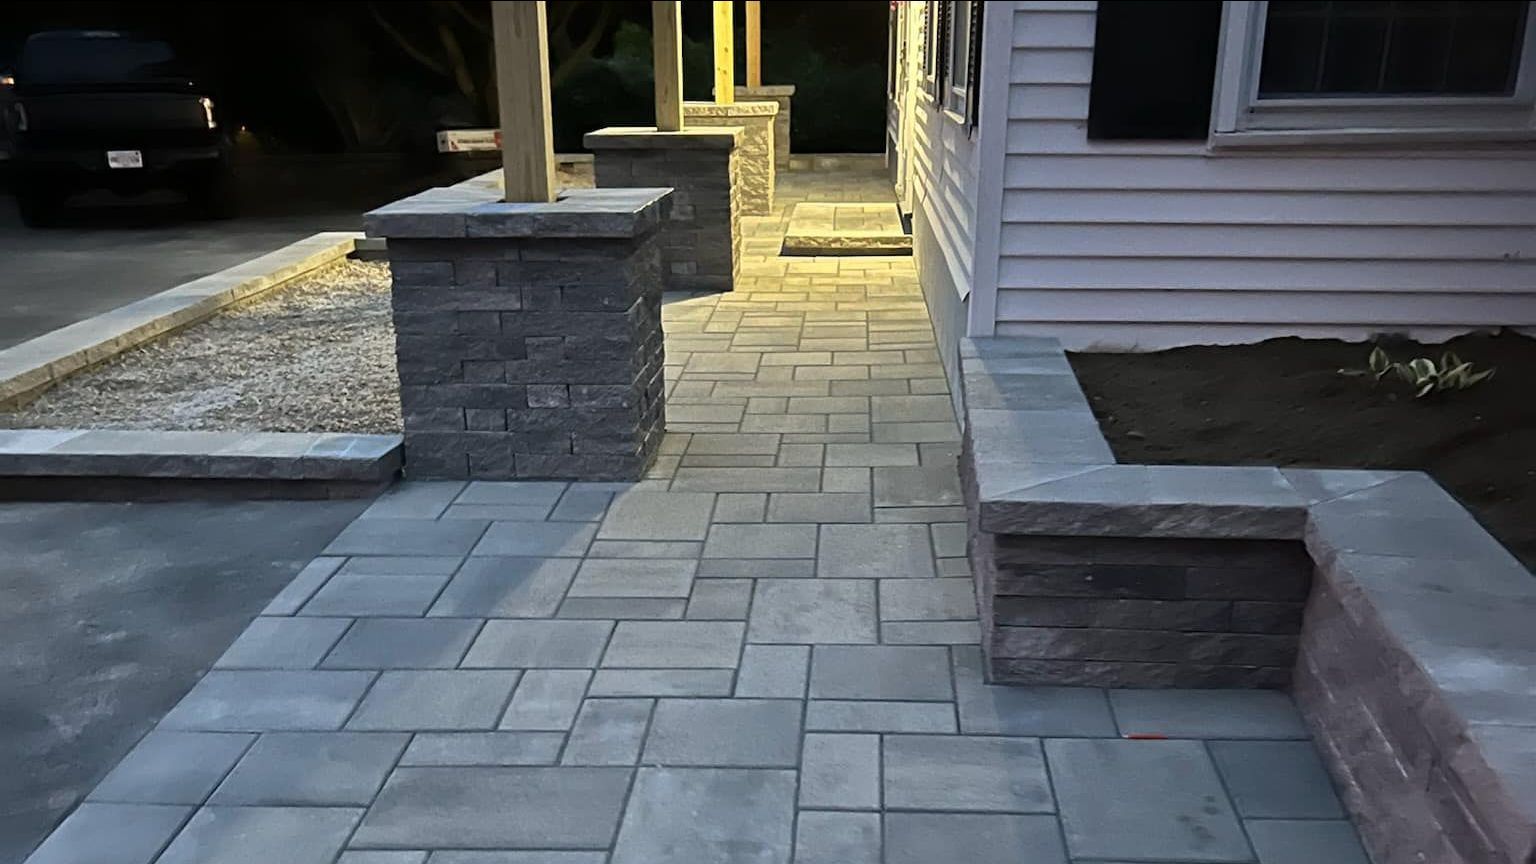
xmin=347 ymin=670 xmax=522 ymax=731
xmin=88 ymin=731 xmax=254 ymax=804
xmin=321 ymin=619 xmax=480 ymax=669
xmin=499 ymin=669 xmax=592 ymax=731
xmin=884 ymin=813 xmax=1066 ymax=864
xmin=354 ymin=767 xmax=632 ymax=849
xmin=22 ymin=803 xmax=190 ymax=864
xmin=642 ymin=699 xmax=802 ymax=767
xmin=1245 ymin=819 xmax=1369 ymax=864
xmin=873 ymin=465 xmax=962 ymax=507
xmin=568 ymin=558 xmax=696 ymax=598
xmin=209 ymin=732 xmax=407 ymax=805
xmin=1047 ymin=738 xmax=1252 ymax=861
xmin=550 ymin=486 xmax=615 ymax=522
xmin=1109 ymin=690 xmax=1309 ymax=739
xmin=931 ymin=522 xmax=967 ymax=557
xmin=215 ymin=617 xmax=351 ymax=669
xmin=598 ymin=491 xmax=716 ymax=541
xmin=686 ymin=578 xmax=753 ymax=619
xmin=472 ymin=522 xmax=596 ymax=557
xmin=818 ymin=524 xmax=934 ymax=579
xmin=796 ymin=811 xmax=881 ymax=864
xmin=562 ymin=698 xmax=653 ymax=765
xmin=325 ymin=519 xmax=488 ymax=557
xmin=735 ymin=644 xmax=810 ymax=698
xmin=157 ymin=805 xmax=362 ymax=864
xmin=602 ymin=621 xmax=744 ymax=668
xmin=800 ymin=733 xmax=880 ymax=809
xmin=713 ymin=492 xmax=768 ymax=522
xmin=611 ymin=768 xmax=795 ymax=864
xmin=810 ymin=645 xmax=952 ymax=700
xmin=462 ymin=620 xmax=614 ymax=668
xmin=1209 ymin=741 xmax=1345 ymax=818
xmin=952 ymin=647 xmax=1117 ymax=737
xmin=427 ymin=557 xmax=578 ymax=618
xmin=748 ymin=580 xmax=877 ymax=644
xmin=300 ymin=558 xmax=459 ymax=617
xmin=160 ymin=671 xmax=373 ymax=732
xmin=883 ymin=735 xmax=1053 ymax=813
xmin=703 ymin=524 xmax=818 ymax=558
xmin=879 ymin=579 xmax=977 ymax=620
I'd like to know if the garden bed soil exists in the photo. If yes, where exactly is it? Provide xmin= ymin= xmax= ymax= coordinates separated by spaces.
xmin=1069 ymin=332 xmax=1536 ymax=571
xmin=0 ymin=260 xmax=401 ymax=434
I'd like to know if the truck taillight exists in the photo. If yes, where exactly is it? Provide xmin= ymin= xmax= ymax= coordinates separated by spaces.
xmin=198 ymin=96 xmax=216 ymax=130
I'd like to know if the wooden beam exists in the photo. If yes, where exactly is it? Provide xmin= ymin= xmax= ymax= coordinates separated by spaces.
xmin=492 ymin=0 xmax=556 ymax=203
xmin=652 ymin=1 xmax=684 ymax=131
xmin=712 ymin=0 xmax=735 ymax=103
xmin=745 ymin=1 xmax=762 ymax=88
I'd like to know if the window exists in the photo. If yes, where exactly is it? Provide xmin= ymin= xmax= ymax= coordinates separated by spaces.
xmin=1088 ymin=2 xmax=1224 ymax=139
xmin=1212 ymin=1 xmax=1536 ymax=142
xmin=947 ymin=1 xmax=973 ymax=114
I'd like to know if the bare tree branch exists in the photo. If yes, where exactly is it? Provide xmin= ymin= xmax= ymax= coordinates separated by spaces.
xmin=445 ymin=0 xmax=491 ymax=36
xmin=369 ymin=2 xmax=450 ymax=79
xmin=550 ymin=1 xmax=611 ymax=88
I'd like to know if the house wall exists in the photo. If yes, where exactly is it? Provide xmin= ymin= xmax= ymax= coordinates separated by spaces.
xmin=890 ymin=1 xmax=982 ymax=387
xmin=996 ymin=0 xmax=1536 ymax=351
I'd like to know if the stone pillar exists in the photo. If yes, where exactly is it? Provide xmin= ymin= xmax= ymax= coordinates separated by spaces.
xmin=363 ymin=177 xmax=672 ymax=481
xmin=733 ymin=84 xmax=794 ymax=168
xmin=683 ymin=101 xmax=778 ymax=215
xmin=585 ymin=127 xmax=742 ymax=293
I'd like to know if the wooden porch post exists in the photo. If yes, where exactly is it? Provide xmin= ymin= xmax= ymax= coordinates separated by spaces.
xmin=712 ymin=0 xmax=735 ymax=103
xmin=653 ymin=1 xmax=684 ymax=131
xmin=492 ymin=0 xmax=556 ymax=203
xmin=745 ymin=1 xmax=762 ymax=88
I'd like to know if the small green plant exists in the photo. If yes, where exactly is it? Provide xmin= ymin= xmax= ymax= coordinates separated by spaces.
xmin=1340 ymin=346 xmax=1495 ymax=398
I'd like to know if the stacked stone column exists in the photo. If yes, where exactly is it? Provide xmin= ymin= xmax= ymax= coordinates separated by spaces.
xmin=682 ymin=101 xmax=779 ymax=215
xmin=585 ymin=127 xmax=743 ymax=292
xmin=734 ymin=84 xmax=794 ymax=169
xmin=364 ymin=180 xmax=672 ymax=480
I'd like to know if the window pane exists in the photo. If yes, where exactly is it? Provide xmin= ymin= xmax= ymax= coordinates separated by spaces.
xmin=1258 ymin=0 xmax=1527 ymax=98
xmin=950 ymin=1 xmax=971 ymax=91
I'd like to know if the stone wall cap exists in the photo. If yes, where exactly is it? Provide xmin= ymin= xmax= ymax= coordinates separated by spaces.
xmin=584 ymin=126 xmax=743 ymax=150
xmin=364 ymin=183 xmax=673 ymax=239
xmin=683 ymin=100 xmax=780 ymax=117
xmin=734 ymin=84 xmax=796 ymax=96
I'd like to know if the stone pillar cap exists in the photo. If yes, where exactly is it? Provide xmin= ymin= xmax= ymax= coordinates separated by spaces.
xmin=364 ymin=181 xmax=672 ymax=240
xmin=584 ymin=126 xmax=744 ymax=150
xmin=683 ymin=100 xmax=780 ymax=117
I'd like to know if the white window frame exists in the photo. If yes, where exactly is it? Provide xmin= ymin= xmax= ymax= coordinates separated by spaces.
xmin=1210 ymin=0 xmax=1536 ymax=146
xmin=945 ymin=0 xmax=973 ymax=118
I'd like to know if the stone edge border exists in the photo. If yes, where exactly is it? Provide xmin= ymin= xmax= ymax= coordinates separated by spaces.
xmin=0 ymin=231 xmax=361 ymax=409
xmin=0 ymin=429 xmax=402 ymax=482
xmin=957 ymin=334 xmax=1536 ymax=864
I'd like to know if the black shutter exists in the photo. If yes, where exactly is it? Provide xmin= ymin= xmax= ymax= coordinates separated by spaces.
xmin=933 ymin=1 xmax=951 ymax=102
xmin=966 ymin=1 xmax=984 ymax=132
xmin=1086 ymin=1 xmax=1223 ymax=140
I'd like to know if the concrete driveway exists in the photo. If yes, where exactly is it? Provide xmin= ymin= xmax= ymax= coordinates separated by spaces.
xmin=0 ymin=497 xmax=370 ymax=864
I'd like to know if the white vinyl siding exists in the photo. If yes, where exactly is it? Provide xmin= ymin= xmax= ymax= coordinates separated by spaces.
xmin=994 ymin=1 xmax=1536 ymax=350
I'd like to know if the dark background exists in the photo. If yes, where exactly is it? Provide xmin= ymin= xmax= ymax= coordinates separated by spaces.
xmin=0 ymin=1 xmax=891 ymax=154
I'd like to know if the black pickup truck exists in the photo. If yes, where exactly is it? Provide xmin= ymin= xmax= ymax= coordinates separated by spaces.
xmin=4 ymin=30 xmax=234 ymax=226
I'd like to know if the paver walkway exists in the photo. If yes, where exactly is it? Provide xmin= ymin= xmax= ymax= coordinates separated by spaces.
xmin=24 ymin=168 xmax=1368 ymax=864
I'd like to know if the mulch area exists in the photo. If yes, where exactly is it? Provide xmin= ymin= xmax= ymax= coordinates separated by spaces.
xmin=1070 ymin=332 xmax=1536 ymax=571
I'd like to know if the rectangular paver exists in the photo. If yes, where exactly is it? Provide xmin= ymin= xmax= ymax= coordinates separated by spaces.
xmin=884 ymin=735 xmax=1053 ymax=813
xmin=562 ymin=698 xmax=653 ymax=765
xmin=748 ymin=580 xmax=877 ymax=644
xmin=209 ymin=732 xmax=407 ymax=806
xmin=427 ymin=558 xmax=578 ymax=618
xmin=642 ymin=699 xmax=802 ymax=767
xmin=818 ymin=524 xmax=934 ymax=579
xmin=611 ymin=768 xmax=795 ymax=864
xmin=88 ymin=731 xmax=254 ymax=805
xmin=157 ymin=806 xmax=362 ymax=864
xmin=347 ymin=670 xmax=522 ymax=731
xmin=462 ymin=620 xmax=614 ymax=669
xmin=161 ymin=671 xmax=374 ymax=732
xmin=601 ymin=621 xmax=744 ymax=668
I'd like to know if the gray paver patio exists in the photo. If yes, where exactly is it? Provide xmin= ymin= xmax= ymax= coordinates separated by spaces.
xmin=23 ymin=167 xmax=1367 ymax=864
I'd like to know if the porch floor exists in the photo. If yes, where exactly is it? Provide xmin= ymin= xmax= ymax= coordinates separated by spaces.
xmin=25 ymin=166 xmax=1367 ymax=864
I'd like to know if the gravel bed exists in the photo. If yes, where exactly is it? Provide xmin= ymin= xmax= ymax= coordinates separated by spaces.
xmin=1 ymin=259 xmax=403 ymax=434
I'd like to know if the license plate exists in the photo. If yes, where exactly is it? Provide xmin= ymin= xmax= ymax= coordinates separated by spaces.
xmin=106 ymin=150 xmax=143 ymax=169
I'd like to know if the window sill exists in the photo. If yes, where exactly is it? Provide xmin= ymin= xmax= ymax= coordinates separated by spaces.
xmin=1208 ymin=126 xmax=1536 ymax=150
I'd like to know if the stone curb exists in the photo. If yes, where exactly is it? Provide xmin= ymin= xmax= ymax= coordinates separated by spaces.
xmin=0 ymin=429 xmax=402 ymax=481
xmin=957 ymin=333 xmax=1536 ymax=864
xmin=0 ymin=231 xmax=360 ymax=409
